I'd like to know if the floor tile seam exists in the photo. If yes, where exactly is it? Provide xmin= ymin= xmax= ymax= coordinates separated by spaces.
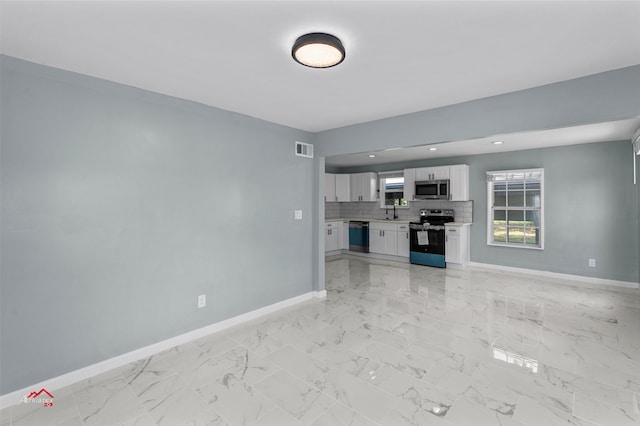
xmin=561 ymin=375 xmax=640 ymax=404
xmin=573 ymin=389 xmax=640 ymax=422
xmin=74 ymin=375 xmax=149 ymax=426
xmin=188 ymin=362 xmax=254 ymax=426
xmin=189 ymin=378 xmax=236 ymax=426
xmin=251 ymin=370 xmax=338 ymax=425
xmin=264 ymin=356 xmax=400 ymax=426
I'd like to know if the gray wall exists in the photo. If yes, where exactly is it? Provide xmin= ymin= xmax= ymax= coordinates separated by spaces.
xmin=0 ymin=56 xmax=316 ymax=394
xmin=333 ymin=141 xmax=640 ymax=283
xmin=316 ymin=65 xmax=640 ymax=158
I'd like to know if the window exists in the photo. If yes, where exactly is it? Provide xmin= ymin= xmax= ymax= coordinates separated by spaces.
xmin=487 ymin=169 xmax=544 ymax=249
xmin=379 ymin=174 xmax=408 ymax=207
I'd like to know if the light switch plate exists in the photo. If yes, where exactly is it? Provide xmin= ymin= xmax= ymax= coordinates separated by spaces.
xmin=198 ymin=294 xmax=206 ymax=308
xmin=294 ymin=210 xmax=303 ymax=220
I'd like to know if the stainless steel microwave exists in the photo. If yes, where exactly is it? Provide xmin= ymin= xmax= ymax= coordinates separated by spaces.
xmin=415 ymin=180 xmax=450 ymax=200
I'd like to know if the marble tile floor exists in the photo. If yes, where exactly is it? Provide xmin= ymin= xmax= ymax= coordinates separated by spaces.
xmin=2 ymin=254 xmax=639 ymax=426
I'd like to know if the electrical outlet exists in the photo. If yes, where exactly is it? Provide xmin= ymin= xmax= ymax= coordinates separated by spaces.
xmin=197 ymin=294 xmax=206 ymax=308
xmin=588 ymin=259 xmax=596 ymax=267
xmin=294 ymin=210 xmax=303 ymax=220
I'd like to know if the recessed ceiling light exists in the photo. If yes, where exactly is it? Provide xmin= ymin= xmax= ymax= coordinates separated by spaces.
xmin=368 ymin=154 xmax=376 ymax=158
xmin=428 ymin=147 xmax=437 ymax=151
xmin=292 ymin=33 xmax=345 ymax=68
xmin=492 ymin=140 xmax=504 ymax=145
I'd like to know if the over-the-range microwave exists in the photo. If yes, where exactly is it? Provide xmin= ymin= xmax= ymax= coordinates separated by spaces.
xmin=415 ymin=179 xmax=450 ymax=200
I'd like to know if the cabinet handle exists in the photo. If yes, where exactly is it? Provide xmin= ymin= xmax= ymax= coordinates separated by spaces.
xmin=406 ymin=232 xmax=408 ymax=239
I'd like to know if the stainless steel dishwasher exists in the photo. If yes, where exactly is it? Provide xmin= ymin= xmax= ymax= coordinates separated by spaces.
xmin=348 ymin=221 xmax=370 ymax=253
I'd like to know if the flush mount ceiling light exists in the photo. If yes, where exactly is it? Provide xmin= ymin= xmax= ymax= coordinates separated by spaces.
xmin=428 ymin=147 xmax=438 ymax=151
xmin=492 ymin=140 xmax=504 ymax=145
xmin=368 ymin=154 xmax=376 ymax=158
xmin=292 ymin=33 xmax=345 ymax=68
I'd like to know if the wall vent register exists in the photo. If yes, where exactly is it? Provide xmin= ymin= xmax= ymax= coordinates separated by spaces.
xmin=295 ymin=141 xmax=314 ymax=158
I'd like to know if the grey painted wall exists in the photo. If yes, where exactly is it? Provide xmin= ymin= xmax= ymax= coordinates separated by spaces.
xmin=334 ymin=141 xmax=640 ymax=283
xmin=316 ymin=65 xmax=640 ymax=158
xmin=0 ymin=56 xmax=316 ymax=394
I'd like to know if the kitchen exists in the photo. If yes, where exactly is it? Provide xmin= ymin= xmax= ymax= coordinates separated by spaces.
xmin=324 ymin=165 xmax=472 ymax=269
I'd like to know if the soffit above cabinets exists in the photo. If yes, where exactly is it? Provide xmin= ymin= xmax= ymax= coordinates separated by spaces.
xmin=326 ymin=118 xmax=640 ymax=168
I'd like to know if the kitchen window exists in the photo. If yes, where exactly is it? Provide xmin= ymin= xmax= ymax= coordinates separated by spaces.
xmin=379 ymin=173 xmax=408 ymax=207
xmin=487 ymin=168 xmax=544 ymax=249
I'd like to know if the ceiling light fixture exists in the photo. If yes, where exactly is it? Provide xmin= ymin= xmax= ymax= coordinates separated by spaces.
xmin=292 ymin=33 xmax=345 ymax=68
xmin=368 ymin=154 xmax=376 ymax=158
xmin=492 ymin=140 xmax=504 ymax=145
xmin=428 ymin=147 xmax=437 ymax=151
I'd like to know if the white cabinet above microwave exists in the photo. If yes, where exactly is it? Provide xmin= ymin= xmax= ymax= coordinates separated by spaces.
xmin=415 ymin=166 xmax=449 ymax=181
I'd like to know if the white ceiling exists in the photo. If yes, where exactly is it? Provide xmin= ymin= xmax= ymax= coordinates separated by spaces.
xmin=325 ymin=117 xmax=640 ymax=167
xmin=1 ymin=1 xmax=639 ymax=134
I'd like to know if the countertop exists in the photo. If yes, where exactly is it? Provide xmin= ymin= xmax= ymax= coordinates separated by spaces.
xmin=325 ymin=217 xmax=412 ymax=224
xmin=325 ymin=218 xmax=473 ymax=226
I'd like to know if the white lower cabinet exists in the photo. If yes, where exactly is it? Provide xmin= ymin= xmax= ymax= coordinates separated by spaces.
xmin=341 ymin=220 xmax=349 ymax=250
xmin=397 ymin=224 xmax=410 ymax=257
xmin=325 ymin=221 xmax=340 ymax=253
xmin=445 ymin=224 xmax=470 ymax=268
xmin=370 ymin=222 xmax=410 ymax=258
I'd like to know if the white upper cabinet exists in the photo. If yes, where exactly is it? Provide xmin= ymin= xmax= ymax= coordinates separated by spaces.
xmin=335 ymin=174 xmax=351 ymax=202
xmin=324 ymin=173 xmax=336 ymax=202
xmin=415 ymin=166 xmax=449 ymax=181
xmin=350 ymin=172 xmax=377 ymax=202
xmin=403 ymin=168 xmax=415 ymax=201
xmin=449 ymin=164 xmax=470 ymax=201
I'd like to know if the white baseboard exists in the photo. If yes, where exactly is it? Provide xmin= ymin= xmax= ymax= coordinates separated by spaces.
xmin=0 ymin=290 xmax=324 ymax=411
xmin=469 ymin=262 xmax=639 ymax=290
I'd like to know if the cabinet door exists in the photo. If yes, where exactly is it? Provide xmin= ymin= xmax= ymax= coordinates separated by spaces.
xmin=341 ymin=221 xmax=349 ymax=250
xmin=324 ymin=173 xmax=336 ymax=202
xmin=403 ymin=169 xmax=415 ymax=201
xmin=350 ymin=174 xmax=361 ymax=201
xmin=385 ymin=230 xmax=398 ymax=256
xmin=431 ymin=166 xmax=450 ymax=180
xmin=415 ymin=167 xmax=430 ymax=181
xmin=369 ymin=228 xmax=385 ymax=254
xmin=336 ymin=174 xmax=351 ymax=202
xmin=325 ymin=222 xmax=339 ymax=252
xmin=363 ymin=172 xmax=378 ymax=201
xmin=397 ymin=225 xmax=410 ymax=257
xmin=445 ymin=227 xmax=461 ymax=263
xmin=449 ymin=164 xmax=469 ymax=201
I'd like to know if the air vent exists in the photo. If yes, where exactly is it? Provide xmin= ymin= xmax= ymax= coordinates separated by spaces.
xmin=295 ymin=141 xmax=314 ymax=158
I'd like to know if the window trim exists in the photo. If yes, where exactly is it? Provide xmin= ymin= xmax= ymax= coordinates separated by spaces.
xmin=379 ymin=172 xmax=409 ymax=209
xmin=486 ymin=168 xmax=544 ymax=250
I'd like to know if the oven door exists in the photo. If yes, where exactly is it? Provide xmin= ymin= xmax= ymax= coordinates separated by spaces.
xmin=409 ymin=226 xmax=445 ymax=255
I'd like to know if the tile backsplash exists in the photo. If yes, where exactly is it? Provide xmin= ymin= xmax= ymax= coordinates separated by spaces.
xmin=326 ymin=200 xmax=473 ymax=223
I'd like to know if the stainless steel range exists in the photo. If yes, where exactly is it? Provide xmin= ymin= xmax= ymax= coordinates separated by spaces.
xmin=409 ymin=209 xmax=454 ymax=268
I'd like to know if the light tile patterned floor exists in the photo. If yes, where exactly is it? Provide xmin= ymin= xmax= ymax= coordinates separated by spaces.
xmin=2 ymin=254 xmax=639 ymax=425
